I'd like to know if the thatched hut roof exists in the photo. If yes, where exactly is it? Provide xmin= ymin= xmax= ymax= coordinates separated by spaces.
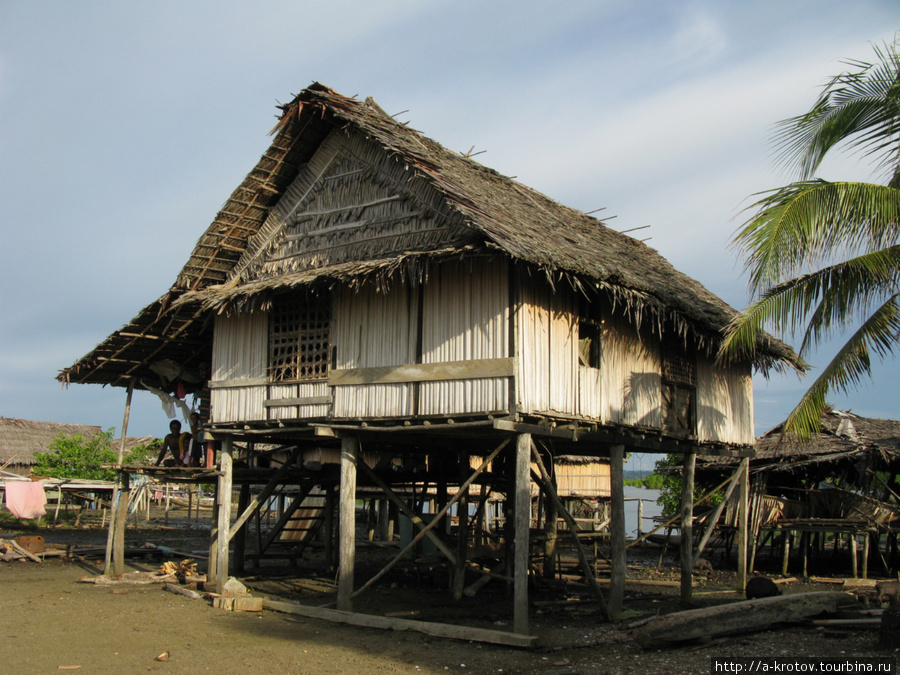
xmin=58 ymin=83 xmax=801 ymax=389
xmin=0 ymin=418 xmax=154 ymax=468
xmin=698 ymin=408 xmax=900 ymax=475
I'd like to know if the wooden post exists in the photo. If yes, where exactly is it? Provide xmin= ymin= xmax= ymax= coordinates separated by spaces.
xmin=609 ymin=444 xmax=626 ymax=620
xmin=636 ymin=499 xmax=644 ymax=539
xmin=215 ymin=436 xmax=233 ymax=594
xmin=782 ymin=530 xmax=791 ymax=576
xmin=104 ymin=382 xmax=133 ymax=575
xmin=324 ymin=486 xmax=335 ymax=571
xmin=850 ymin=534 xmax=859 ymax=578
xmin=337 ymin=435 xmax=358 ymax=612
xmin=234 ymin=483 xmax=251 ymax=575
xmin=680 ymin=451 xmax=696 ymax=608
xmin=113 ymin=473 xmax=130 ymax=574
xmin=453 ymin=452 xmax=470 ymax=601
xmin=861 ymin=531 xmax=869 ymax=579
xmin=542 ymin=469 xmax=559 ymax=580
xmin=208 ymin=482 xmax=220 ymax=588
xmin=737 ymin=456 xmax=749 ymax=590
xmin=513 ymin=433 xmax=530 ymax=635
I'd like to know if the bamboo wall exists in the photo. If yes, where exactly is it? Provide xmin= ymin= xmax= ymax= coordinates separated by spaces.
xmin=419 ymin=258 xmax=510 ymax=416
xmin=516 ymin=276 xmax=578 ymax=415
xmin=331 ymin=283 xmax=418 ymax=418
xmin=695 ymin=355 xmax=754 ymax=445
xmin=598 ymin=311 xmax=663 ymax=427
xmin=211 ymin=311 xmax=268 ymax=422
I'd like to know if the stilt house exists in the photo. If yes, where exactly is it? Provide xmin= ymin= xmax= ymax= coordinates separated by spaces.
xmin=59 ymin=84 xmax=800 ymax=632
xmin=696 ymin=408 xmax=899 ymax=577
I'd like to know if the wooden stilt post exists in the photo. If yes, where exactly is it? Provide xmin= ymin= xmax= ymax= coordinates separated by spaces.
xmin=105 ymin=381 xmax=134 ymax=575
xmin=513 ymin=433 xmax=531 ymax=635
xmin=453 ymin=451 xmax=470 ymax=601
xmin=208 ymin=479 xmax=220 ymax=588
xmin=737 ymin=456 xmax=749 ymax=590
xmin=234 ymin=483 xmax=251 ymax=575
xmin=609 ymin=444 xmax=626 ymax=620
xmin=542 ymin=468 xmax=559 ymax=580
xmin=324 ymin=486 xmax=335 ymax=572
xmin=215 ymin=436 xmax=233 ymax=594
xmin=680 ymin=451 xmax=696 ymax=608
xmin=337 ymin=435 xmax=358 ymax=612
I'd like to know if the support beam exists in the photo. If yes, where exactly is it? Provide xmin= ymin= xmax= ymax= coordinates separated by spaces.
xmin=609 ymin=444 xmax=626 ymax=620
xmin=530 ymin=442 xmax=612 ymax=622
xmin=513 ymin=433 xmax=531 ymax=635
xmin=737 ymin=456 xmax=750 ymax=590
xmin=351 ymin=439 xmax=509 ymax=601
xmin=680 ymin=451 xmax=696 ymax=608
xmin=215 ymin=436 xmax=234 ymax=594
xmin=337 ymin=435 xmax=358 ymax=612
xmin=227 ymin=447 xmax=302 ymax=541
xmin=694 ymin=457 xmax=747 ymax=565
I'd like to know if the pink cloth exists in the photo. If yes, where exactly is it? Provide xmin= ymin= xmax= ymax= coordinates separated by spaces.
xmin=4 ymin=481 xmax=47 ymax=519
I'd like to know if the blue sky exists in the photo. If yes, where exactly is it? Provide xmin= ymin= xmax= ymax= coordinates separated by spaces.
xmin=0 ymin=1 xmax=897 ymax=440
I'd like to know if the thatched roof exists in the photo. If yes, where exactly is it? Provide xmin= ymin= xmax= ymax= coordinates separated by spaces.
xmin=698 ymin=408 xmax=900 ymax=474
xmin=0 ymin=418 xmax=154 ymax=467
xmin=59 ymin=83 xmax=801 ymax=389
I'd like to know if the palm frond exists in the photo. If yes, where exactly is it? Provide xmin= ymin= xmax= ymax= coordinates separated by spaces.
xmin=735 ymin=181 xmax=900 ymax=289
xmin=773 ymin=41 xmax=900 ymax=181
xmin=783 ymin=294 xmax=900 ymax=437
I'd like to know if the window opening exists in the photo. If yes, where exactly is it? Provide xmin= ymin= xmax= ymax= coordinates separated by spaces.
xmin=269 ymin=293 xmax=331 ymax=382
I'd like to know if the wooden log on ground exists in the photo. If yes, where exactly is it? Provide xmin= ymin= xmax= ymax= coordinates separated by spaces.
xmin=634 ymin=591 xmax=859 ymax=647
xmin=77 ymin=572 xmax=177 ymax=585
xmin=262 ymin=598 xmax=539 ymax=648
xmin=163 ymin=583 xmax=202 ymax=599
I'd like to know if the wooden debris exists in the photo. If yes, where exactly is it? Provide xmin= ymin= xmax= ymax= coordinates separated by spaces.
xmin=634 ymin=591 xmax=859 ymax=647
xmin=163 ymin=583 xmax=202 ymax=600
xmin=213 ymin=596 xmax=263 ymax=611
xmin=812 ymin=618 xmax=881 ymax=628
xmin=158 ymin=559 xmax=198 ymax=577
xmin=77 ymin=572 xmax=176 ymax=586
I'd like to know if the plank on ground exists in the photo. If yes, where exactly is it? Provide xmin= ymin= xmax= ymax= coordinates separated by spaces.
xmin=262 ymin=598 xmax=539 ymax=649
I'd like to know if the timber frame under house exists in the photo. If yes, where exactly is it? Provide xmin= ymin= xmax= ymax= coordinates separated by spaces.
xmin=60 ymin=84 xmax=801 ymax=636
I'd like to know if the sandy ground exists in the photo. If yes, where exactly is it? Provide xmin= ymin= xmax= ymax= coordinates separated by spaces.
xmin=2 ymin=514 xmax=897 ymax=674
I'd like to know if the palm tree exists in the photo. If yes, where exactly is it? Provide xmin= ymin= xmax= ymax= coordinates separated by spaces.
xmin=721 ymin=39 xmax=900 ymax=437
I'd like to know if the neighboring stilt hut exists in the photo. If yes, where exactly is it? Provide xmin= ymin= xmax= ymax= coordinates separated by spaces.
xmin=58 ymin=84 xmax=801 ymax=635
xmin=695 ymin=408 xmax=900 ymax=578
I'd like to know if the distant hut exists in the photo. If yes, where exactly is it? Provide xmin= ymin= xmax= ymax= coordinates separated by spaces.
xmin=696 ymin=408 xmax=900 ymax=575
xmin=0 ymin=418 xmax=104 ymax=477
xmin=58 ymin=84 xmax=800 ymax=629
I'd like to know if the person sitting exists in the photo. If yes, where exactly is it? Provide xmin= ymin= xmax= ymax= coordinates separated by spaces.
xmin=155 ymin=420 xmax=191 ymax=467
